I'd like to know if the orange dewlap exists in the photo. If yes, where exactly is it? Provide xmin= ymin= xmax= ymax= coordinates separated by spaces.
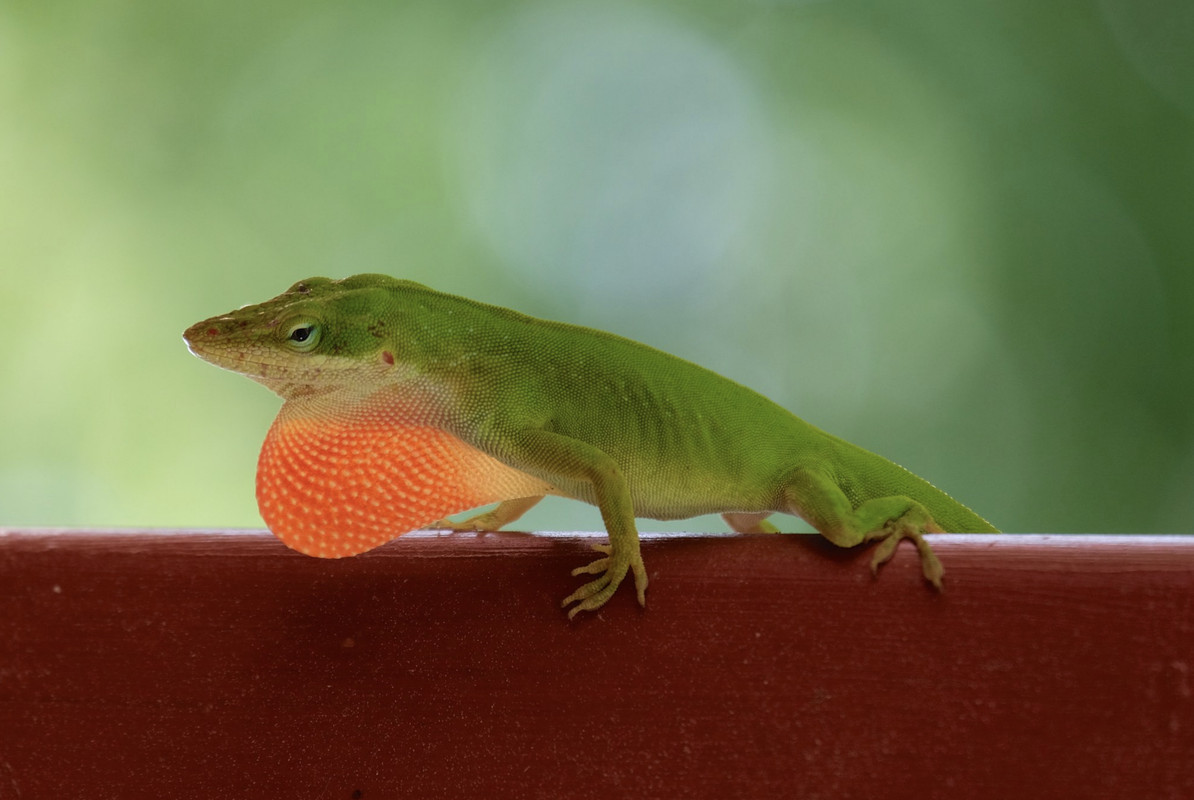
xmin=256 ymin=407 xmax=552 ymax=558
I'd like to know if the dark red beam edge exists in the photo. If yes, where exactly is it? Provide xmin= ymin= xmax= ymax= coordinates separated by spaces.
xmin=1 ymin=529 xmax=1192 ymax=800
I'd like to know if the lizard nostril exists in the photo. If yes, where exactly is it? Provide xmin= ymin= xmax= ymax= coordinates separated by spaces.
xmin=206 ymin=327 xmax=220 ymax=336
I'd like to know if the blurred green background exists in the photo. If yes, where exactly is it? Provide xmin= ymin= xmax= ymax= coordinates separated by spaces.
xmin=2 ymin=0 xmax=1192 ymax=534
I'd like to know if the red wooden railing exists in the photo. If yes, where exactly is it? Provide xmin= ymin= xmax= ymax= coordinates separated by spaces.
xmin=1 ymin=529 xmax=1191 ymax=798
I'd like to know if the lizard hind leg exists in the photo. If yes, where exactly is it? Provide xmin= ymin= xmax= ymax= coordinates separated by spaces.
xmin=782 ymin=468 xmax=945 ymax=589
xmin=722 ymin=512 xmax=781 ymax=534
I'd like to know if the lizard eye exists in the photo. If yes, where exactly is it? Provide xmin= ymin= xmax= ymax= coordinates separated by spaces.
xmin=285 ymin=321 xmax=321 ymax=351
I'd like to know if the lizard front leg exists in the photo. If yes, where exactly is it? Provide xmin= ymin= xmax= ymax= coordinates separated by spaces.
xmin=497 ymin=429 xmax=648 ymax=618
xmin=431 ymin=496 xmax=545 ymax=532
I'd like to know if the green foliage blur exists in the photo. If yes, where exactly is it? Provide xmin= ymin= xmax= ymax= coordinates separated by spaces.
xmin=2 ymin=0 xmax=1192 ymax=534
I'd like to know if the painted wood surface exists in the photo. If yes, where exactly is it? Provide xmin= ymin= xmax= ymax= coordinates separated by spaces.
xmin=1 ymin=530 xmax=1191 ymax=799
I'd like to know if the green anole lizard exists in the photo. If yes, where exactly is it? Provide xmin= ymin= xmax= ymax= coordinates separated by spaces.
xmin=184 ymin=274 xmax=997 ymax=617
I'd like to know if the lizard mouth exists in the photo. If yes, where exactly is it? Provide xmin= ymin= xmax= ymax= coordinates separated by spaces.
xmin=183 ymin=319 xmax=289 ymax=379
xmin=183 ymin=319 xmax=354 ymax=402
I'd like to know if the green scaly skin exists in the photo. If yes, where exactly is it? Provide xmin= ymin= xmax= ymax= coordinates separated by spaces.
xmin=184 ymin=274 xmax=998 ymax=618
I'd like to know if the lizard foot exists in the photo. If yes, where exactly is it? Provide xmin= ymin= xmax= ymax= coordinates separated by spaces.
xmin=429 ymin=517 xmax=470 ymax=531
xmin=867 ymin=517 xmax=944 ymax=590
xmin=562 ymin=543 xmax=648 ymax=619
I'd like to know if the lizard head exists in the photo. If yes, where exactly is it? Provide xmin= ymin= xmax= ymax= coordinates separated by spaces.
xmin=184 ymin=274 xmax=427 ymax=400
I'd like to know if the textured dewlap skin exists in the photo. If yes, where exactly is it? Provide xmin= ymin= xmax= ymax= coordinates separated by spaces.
xmin=256 ymin=400 xmax=552 ymax=558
